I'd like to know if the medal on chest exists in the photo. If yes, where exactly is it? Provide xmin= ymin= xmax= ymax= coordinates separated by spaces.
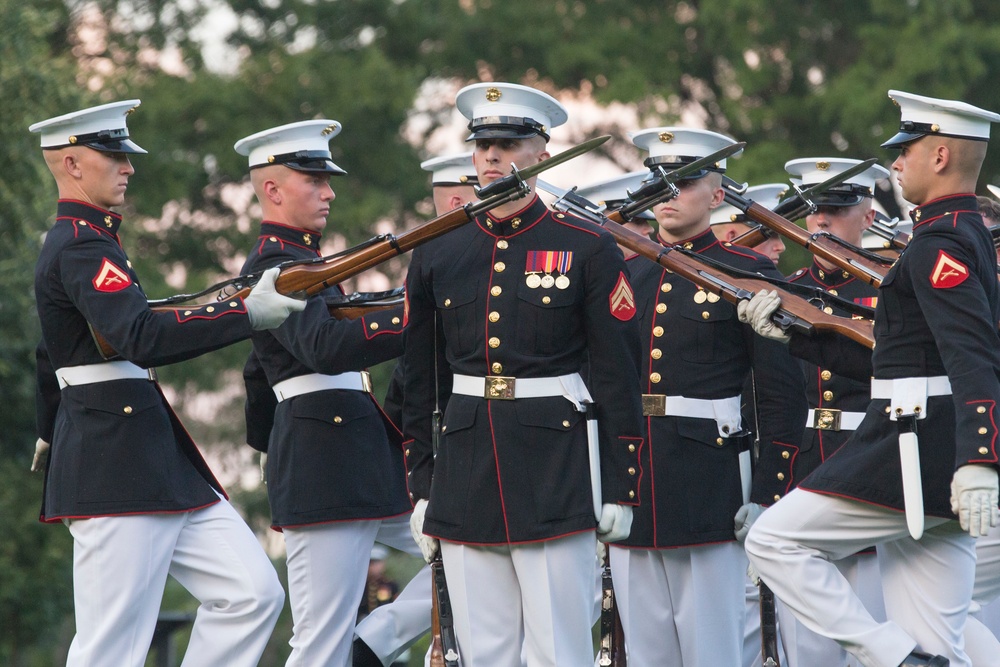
xmin=525 ymin=250 xmax=573 ymax=289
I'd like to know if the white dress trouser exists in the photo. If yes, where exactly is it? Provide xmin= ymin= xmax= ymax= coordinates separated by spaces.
xmin=66 ymin=499 xmax=284 ymax=667
xmin=965 ymin=522 xmax=1000 ymax=666
xmin=353 ymin=514 xmax=433 ymax=666
xmin=776 ymin=551 xmax=884 ymax=667
xmin=285 ymin=514 xmax=427 ymax=667
xmin=745 ymin=488 xmax=976 ymax=667
xmin=440 ymin=531 xmax=597 ymax=667
xmin=611 ymin=541 xmax=745 ymax=667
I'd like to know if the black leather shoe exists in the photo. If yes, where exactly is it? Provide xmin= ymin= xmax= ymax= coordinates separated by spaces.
xmin=352 ymin=637 xmax=383 ymax=667
xmin=899 ymin=650 xmax=949 ymax=666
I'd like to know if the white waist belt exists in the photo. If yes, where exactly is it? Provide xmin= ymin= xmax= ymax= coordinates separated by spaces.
xmin=805 ymin=408 xmax=865 ymax=432
xmin=56 ymin=361 xmax=156 ymax=390
xmin=642 ymin=394 xmax=742 ymax=438
xmin=452 ymin=373 xmax=588 ymax=406
xmin=273 ymin=371 xmax=372 ymax=402
xmin=870 ymin=375 xmax=951 ymax=421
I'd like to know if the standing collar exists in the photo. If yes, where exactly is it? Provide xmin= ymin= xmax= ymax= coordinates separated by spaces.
xmin=657 ymin=227 xmax=718 ymax=253
xmin=259 ymin=221 xmax=323 ymax=250
xmin=809 ymin=259 xmax=855 ymax=286
xmin=909 ymin=193 xmax=978 ymax=229
xmin=477 ymin=195 xmax=548 ymax=237
xmin=56 ymin=199 xmax=123 ymax=237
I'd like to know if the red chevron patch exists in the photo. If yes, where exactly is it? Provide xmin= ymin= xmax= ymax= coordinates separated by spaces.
xmin=929 ymin=250 xmax=968 ymax=289
xmin=610 ymin=272 xmax=636 ymax=321
xmin=92 ymin=258 xmax=132 ymax=293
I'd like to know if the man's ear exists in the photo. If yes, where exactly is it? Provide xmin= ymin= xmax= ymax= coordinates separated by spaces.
xmin=262 ymin=178 xmax=282 ymax=204
xmin=932 ymin=143 xmax=950 ymax=174
xmin=63 ymin=152 xmax=83 ymax=179
xmin=447 ymin=193 xmax=465 ymax=210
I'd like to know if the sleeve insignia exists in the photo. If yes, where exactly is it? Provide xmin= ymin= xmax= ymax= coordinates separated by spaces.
xmin=92 ymin=258 xmax=132 ymax=293
xmin=610 ymin=271 xmax=636 ymax=321
xmin=929 ymin=250 xmax=969 ymax=289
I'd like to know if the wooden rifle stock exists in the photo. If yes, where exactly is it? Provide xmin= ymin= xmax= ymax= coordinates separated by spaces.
xmin=724 ymin=191 xmax=891 ymax=287
xmin=730 ymin=224 xmax=770 ymax=249
xmin=430 ymin=558 xmax=460 ymax=666
xmin=429 ymin=559 xmax=445 ymax=667
xmin=90 ymin=135 xmax=615 ymax=359
xmin=602 ymin=213 xmax=875 ymax=349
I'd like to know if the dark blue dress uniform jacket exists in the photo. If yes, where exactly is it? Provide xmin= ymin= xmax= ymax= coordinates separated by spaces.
xmin=622 ymin=229 xmax=806 ymax=549
xmin=35 ymin=200 xmax=253 ymax=521
xmin=795 ymin=195 xmax=1000 ymax=516
xmin=241 ymin=221 xmax=410 ymax=529
xmin=402 ymin=196 xmax=645 ymax=545
xmin=752 ymin=262 xmax=879 ymax=505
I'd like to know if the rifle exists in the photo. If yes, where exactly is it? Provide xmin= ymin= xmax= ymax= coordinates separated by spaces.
xmin=536 ymin=182 xmax=876 ymax=348
xmin=759 ymin=581 xmax=781 ymax=667
xmin=427 ymin=312 xmax=460 ymax=667
xmin=89 ymin=135 xmax=610 ymax=359
xmin=722 ymin=180 xmax=893 ymax=288
xmin=430 ymin=558 xmax=460 ymax=667
xmin=598 ymin=553 xmax=627 ymax=667
xmin=729 ymin=158 xmax=882 ymax=249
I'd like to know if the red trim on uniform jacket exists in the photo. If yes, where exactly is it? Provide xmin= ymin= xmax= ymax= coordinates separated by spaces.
xmin=967 ymin=399 xmax=999 ymax=463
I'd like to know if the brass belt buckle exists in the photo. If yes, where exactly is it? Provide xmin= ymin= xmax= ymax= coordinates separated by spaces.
xmin=360 ymin=370 xmax=373 ymax=393
xmin=812 ymin=408 xmax=842 ymax=431
xmin=642 ymin=394 xmax=666 ymax=417
xmin=485 ymin=376 xmax=516 ymax=400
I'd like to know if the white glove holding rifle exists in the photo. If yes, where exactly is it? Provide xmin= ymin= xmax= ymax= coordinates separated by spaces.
xmin=597 ymin=503 xmax=633 ymax=543
xmin=734 ymin=502 xmax=764 ymax=543
xmin=737 ymin=290 xmax=790 ymax=343
xmin=244 ymin=267 xmax=306 ymax=330
xmin=410 ymin=498 xmax=440 ymax=563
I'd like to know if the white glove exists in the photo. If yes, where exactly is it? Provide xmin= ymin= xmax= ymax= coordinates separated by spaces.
xmin=259 ymin=452 xmax=268 ymax=484
xmin=734 ymin=502 xmax=764 ymax=543
xmin=950 ymin=464 xmax=999 ymax=537
xmin=409 ymin=498 xmax=440 ymax=563
xmin=736 ymin=290 xmax=789 ymax=343
xmin=597 ymin=503 xmax=633 ymax=543
xmin=30 ymin=438 xmax=50 ymax=472
xmin=244 ymin=267 xmax=305 ymax=330
xmin=596 ymin=539 xmax=608 ymax=564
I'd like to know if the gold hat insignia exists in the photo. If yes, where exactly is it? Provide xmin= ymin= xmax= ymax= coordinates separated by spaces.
xmin=658 ymin=132 xmax=674 ymax=143
xmin=816 ymin=161 xmax=830 ymax=170
xmin=322 ymin=124 xmax=337 ymax=136
xmin=485 ymin=87 xmax=502 ymax=102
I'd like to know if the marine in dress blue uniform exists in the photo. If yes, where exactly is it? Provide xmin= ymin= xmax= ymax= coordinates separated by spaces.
xmin=607 ymin=127 xmax=807 ymax=667
xmin=234 ymin=119 xmax=415 ymax=667
xmin=744 ymin=91 xmax=1000 ymax=667
xmin=404 ymin=82 xmax=644 ymax=667
xmin=758 ymin=158 xmax=891 ymax=667
xmin=32 ymin=100 xmax=298 ymax=667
